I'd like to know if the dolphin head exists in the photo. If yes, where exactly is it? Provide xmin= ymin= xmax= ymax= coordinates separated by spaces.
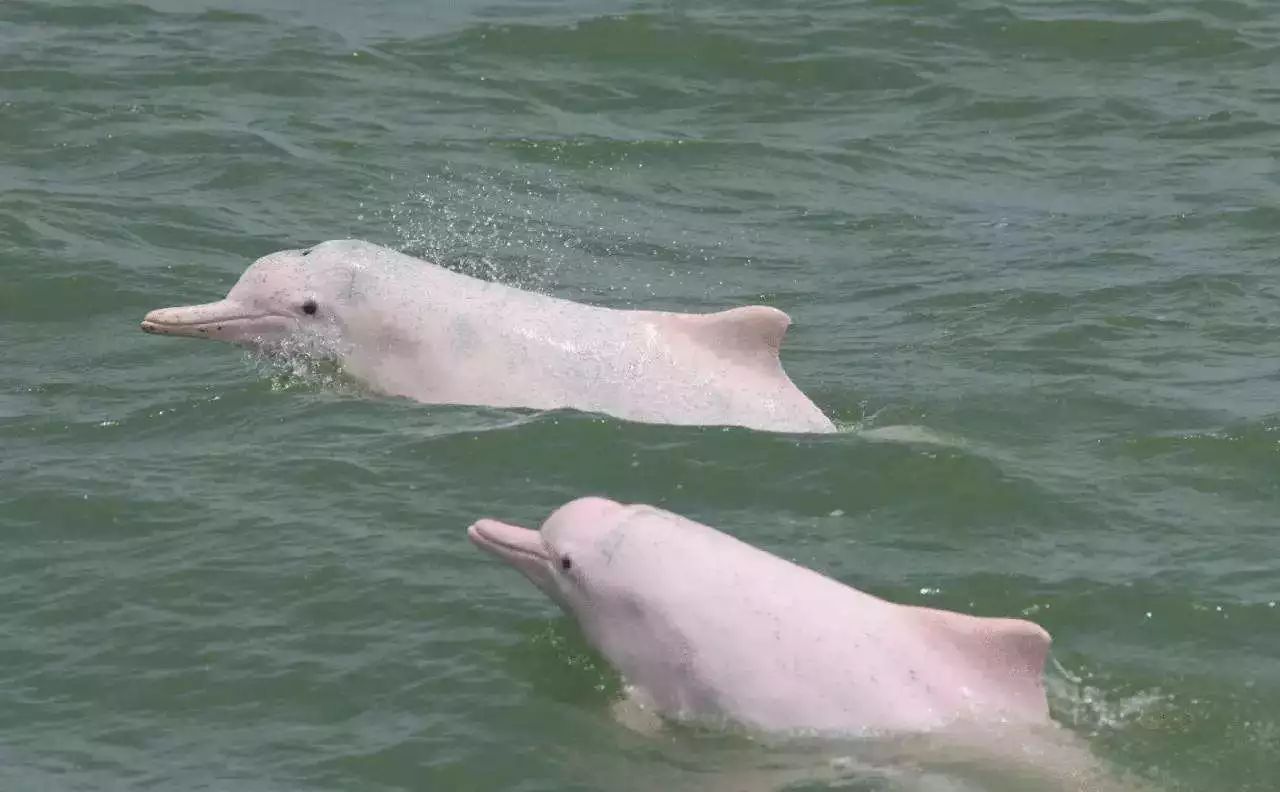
xmin=467 ymin=497 xmax=632 ymax=610
xmin=468 ymin=497 xmax=709 ymax=643
xmin=470 ymin=497 xmax=739 ymax=718
xmin=140 ymin=240 xmax=377 ymax=350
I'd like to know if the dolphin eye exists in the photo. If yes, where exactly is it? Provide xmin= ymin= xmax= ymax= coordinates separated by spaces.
xmin=301 ymin=299 xmax=318 ymax=316
xmin=560 ymin=556 xmax=573 ymax=571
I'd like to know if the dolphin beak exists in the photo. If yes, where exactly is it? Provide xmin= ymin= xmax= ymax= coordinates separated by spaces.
xmin=469 ymin=519 xmax=549 ymax=563
xmin=140 ymin=299 xmax=283 ymax=342
xmin=468 ymin=519 xmax=558 ymax=593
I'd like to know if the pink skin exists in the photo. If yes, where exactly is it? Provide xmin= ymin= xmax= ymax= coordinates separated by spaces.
xmin=141 ymin=240 xmax=835 ymax=434
xmin=469 ymin=498 xmax=1052 ymax=736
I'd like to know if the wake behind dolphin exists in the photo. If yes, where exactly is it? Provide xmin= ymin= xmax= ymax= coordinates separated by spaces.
xmin=141 ymin=240 xmax=834 ymax=433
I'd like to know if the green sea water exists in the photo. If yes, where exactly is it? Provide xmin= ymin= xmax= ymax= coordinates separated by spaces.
xmin=2 ymin=1 xmax=1278 ymax=790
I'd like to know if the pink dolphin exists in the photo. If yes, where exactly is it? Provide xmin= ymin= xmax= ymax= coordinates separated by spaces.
xmin=140 ymin=240 xmax=834 ymax=433
xmin=469 ymin=497 xmax=1052 ymax=736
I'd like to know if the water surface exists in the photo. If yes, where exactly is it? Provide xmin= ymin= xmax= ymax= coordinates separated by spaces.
xmin=2 ymin=1 xmax=1278 ymax=790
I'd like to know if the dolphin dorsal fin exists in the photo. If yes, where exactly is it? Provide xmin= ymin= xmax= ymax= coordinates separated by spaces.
xmin=667 ymin=306 xmax=792 ymax=369
xmin=912 ymin=607 xmax=1052 ymax=693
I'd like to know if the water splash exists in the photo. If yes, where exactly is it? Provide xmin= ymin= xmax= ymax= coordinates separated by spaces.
xmin=374 ymin=162 xmax=738 ymax=305
xmin=376 ymin=164 xmax=592 ymax=294
xmin=1047 ymin=658 xmax=1173 ymax=737
xmin=245 ymin=333 xmax=358 ymax=396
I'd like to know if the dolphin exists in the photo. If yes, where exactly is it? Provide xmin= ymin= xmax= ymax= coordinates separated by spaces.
xmin=140 ymin=240 xmax=835 ymax=433
xmin=468 ymin=497 xmax=1052 ymax=736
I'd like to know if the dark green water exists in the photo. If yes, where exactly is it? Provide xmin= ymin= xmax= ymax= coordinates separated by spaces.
xmin=2 ymin=1 xmax=1278 ymax=789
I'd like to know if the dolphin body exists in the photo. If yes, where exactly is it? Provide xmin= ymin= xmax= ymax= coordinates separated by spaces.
xmin=140 ymin=240 xmax=835 ymax=433
xmin=469 ymin=497 xmax=1052 ymax=736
